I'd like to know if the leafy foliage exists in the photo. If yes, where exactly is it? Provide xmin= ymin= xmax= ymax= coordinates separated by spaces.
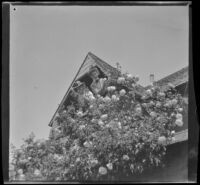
xmin=9 ymin=66 xmax=185 ymax=181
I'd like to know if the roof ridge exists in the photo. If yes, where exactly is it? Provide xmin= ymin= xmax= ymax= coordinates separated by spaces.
xmin=155 ymin=66 xmax=188 ymax=84
xmin=87 ymin=52 xmax=118 ymax=70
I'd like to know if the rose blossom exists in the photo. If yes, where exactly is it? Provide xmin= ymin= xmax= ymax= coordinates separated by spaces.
xmin=111 ymin=95 xmax=118 ymax=101
xmin=135 ymin=107 xmax=142 ymax=114
xmin=77 ymin=111 xmax=83 ymax=117
xmin=175 ymin=119 xmax=183 ymax=127
xmin=101 ymin=114 xmax=108 ymax=121
xmin=83 ymin=141 xmax=92 ymax=148
xmin=106 ymin=163 xmax=113 ymax=170
xmin=171 ymin=99 xmax=178 ymax=105
xmin=104 ymin=96 xmax=111 ymax=103
xmin=176 ymin=113 xmax=183 ymax=120
xmin=91 ymin=159 xmax=98 ymax=167
xmin=126 ymin=73 xmax=133 ymax=80
xmin=76 ymin=157 xmax=81 ymax=163
xmin=158 ymin=92 xmax=165 ymax=98
xmin=18 ymin=174 xmax=26 ymax=180
xmin=79 ymin=125 xmax=85 ymax=130
xmin=178 ymin=108 xmax=183 ymax=112
xmin=120 ymin=89 xmax=126 ymax=96
xmin=131 ymin=83 xmax=136 ymax=88
xmin=34 ymin=169 xmax=41 ymax=176
xmin=118 ymin=122 xmax=122 ymax=129
xmin=107 ymin=86 xmax=116 ymax=91
xmin=122 ymin=155 xmax=130 ymax=161
xmin=158 ymin=136 xmax=166 ymax=145
xmin=117 ymin=77 xmax=125 ymax=84
xmin=98 ymin=166 xmax=108 ymax=175
xmin=150 ymin=111 xmax=157 ymax=118
xmin=171 ymin=130 xmax=175 ymax=135
xmin=146 ymin=89 xmax=152 ymax=96
xmin=99 ymin=104 xmax=104 ymax=109
xmin=156 ymin=102 xmax=161 ymax=108
xmin=98 ymin=120 xmax=104 ymax=126
xmin=17 ymin=169 xmax=23 ymax=175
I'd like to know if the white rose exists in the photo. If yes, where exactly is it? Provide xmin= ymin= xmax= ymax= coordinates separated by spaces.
xmin=79 ymin=125 xmax=85 ymax=130
xmin=156 ymin=102 xmax=161 ymax=108
xmin=17 ymin=169 xmax=23 ymax=175
xmin=111 ymin=95 xmax=118 ymax=101
xmin=104 ymin=96 xmax=111 ymax=103
xmin=106 ymin=163 xmax=113 ymax=170
xmin=98 ymin=120 xmax=104 ymax=126
xmin=77 ymin=111 xmax=83 ymax=117
xmin=158 ymin=92 xmax=165 ymax=98
xmin=107 ymin=86 xmax=111 ymax=91
xmin=171 ymin=99 xmax=178 ymax=105
xmin=83 ymin=141 xmax=92 ymax=148
xmin=76 ymin=157 xmax=81 ymax=163
xmin=91 ymin=159 xmax=98 ymax=167
xmin=178 ymin=108 xmax=183 ymax=112
xmin=171 ymin=130 xmax=175 ymax=135
xmin=98 ymin=166 xmax=107 ymax=175
xmin=91 ymin=119 xmax=96 ymax=123
xmin=118 ymin=122 xmax=122 ymax=129
xmin=142 ymin=103 xmax=147 ymax=107
xmin=18 ymin=174 xmax=26 ymax=180
xmin=175 ymin=119 xmax=183 ymax=127
xmin=150 ymin=111 xmax=157 ymax=118
xmin=34 ymin=169 xmax=41 ymax=176
xmin=146 ymin=89 xmax=152 ymax=96
xmin=117 ymin=77 xmax=125 ymax=84
xmin=176 ymin=113 xmax=183 ymax=120
xmin=101 ymin=114 xmax=108 ymax=121
xmin=149 ymin=101 xmax=155 ymax=106
xmin=120 ymin=89 xmax=126 ymax=96
xmin=158 ymin=136 xmax=166 ymax=145
xmin=135 ymin=107 xmax=142 ymax=114
xmin=141 ymin=95 xmax=146 ymax=100
xmin=126 ymin=73 xmax=133 ymax=80
xmin=99 ymin=104 xmax=104 ymax=109
xmin=171 ymin=113 xmax=175 ymax=117
xmin=111 ymin=86 xmax=116 ymax=91
xmin=122 ymin=155 xmax=129 ymax=161
xmin=131 ymin=83 xmax=136 ymax=88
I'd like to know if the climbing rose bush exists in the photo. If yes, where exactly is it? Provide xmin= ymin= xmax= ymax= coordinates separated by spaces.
xmin=9 ymin=66 xmax=186 ymax=181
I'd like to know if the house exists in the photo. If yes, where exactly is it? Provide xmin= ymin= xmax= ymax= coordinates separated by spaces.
xmin=48 ymin=53 xmax=189 ymax=182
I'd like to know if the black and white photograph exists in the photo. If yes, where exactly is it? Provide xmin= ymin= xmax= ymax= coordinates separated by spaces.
xmin=2 ymin=1 xmax=197 ymax=183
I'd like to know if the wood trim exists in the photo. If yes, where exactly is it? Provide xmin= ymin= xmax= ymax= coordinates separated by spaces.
xmin=167 ymin=129 xmax=188 ymax=145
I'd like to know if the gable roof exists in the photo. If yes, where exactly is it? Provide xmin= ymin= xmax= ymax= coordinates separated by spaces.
xmin=145 ymin=66 xmax=188 ymax=90
xmin=49 ymin=52 xmax=134 ymax=127
xmin=154 ymin=66 xmax=188 ymax=90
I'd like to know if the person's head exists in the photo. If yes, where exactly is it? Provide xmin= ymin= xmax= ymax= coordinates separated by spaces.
xmin=89 ymin=66 xmax=100 ymax=79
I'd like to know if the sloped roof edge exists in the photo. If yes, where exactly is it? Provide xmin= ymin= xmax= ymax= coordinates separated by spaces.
xmin=48 ymin=53 xmax=90 ymax=127
xmin=145 ymin=66 xmax=188 ymax=90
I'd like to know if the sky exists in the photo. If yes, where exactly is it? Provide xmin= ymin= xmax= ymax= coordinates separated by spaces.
xmin=10 ymin=5 xmax=189 ymax=148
